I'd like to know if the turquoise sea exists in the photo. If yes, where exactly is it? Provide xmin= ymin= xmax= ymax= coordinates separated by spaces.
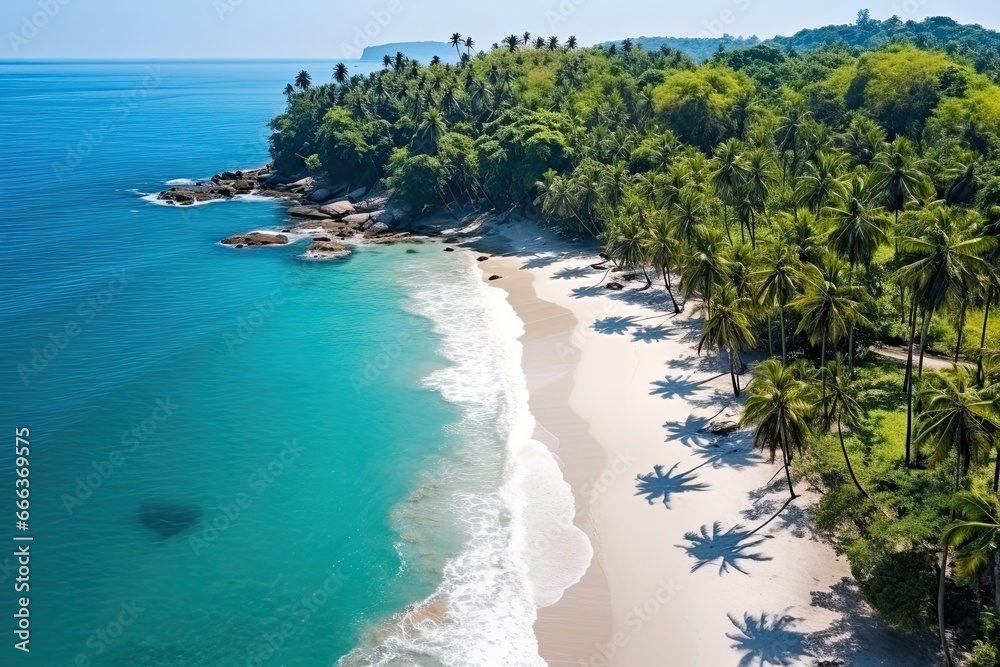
xmin=0 ymin=60 xmax=588 ymax=666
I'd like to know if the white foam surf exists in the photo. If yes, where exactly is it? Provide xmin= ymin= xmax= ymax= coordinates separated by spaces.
xmin=340 ymin=247 xmax=592 ymax=666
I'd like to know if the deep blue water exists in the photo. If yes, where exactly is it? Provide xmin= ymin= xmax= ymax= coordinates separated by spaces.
xmin=0 ymin=60 xmax=485 ymax=666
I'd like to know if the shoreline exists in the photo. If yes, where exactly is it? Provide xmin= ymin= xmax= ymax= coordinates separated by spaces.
xmin=474 ymin=220 xmax=938 ymax=666
xmin=478 ymin=256 xmax=614 ymax=665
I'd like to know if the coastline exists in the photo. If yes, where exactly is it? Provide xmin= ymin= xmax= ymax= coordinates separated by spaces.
xmin=478 ymin=256 xmax=614 ymax=664
xmin=475 ymin=219 xmax=938 ymax=666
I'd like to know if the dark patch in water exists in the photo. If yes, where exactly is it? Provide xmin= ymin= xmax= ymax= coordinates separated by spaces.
xmin=137 ymin=501 xmax=201 ymax=538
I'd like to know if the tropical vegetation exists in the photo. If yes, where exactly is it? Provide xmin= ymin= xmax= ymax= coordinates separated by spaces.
xmin=267 ymin=17 xmax=1000 ymax=663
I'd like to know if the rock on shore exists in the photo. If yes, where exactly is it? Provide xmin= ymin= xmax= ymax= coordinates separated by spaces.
xmin=158 ymin=168 xmax=269 ymax=205
xmin=304 ymin=240 xmax=350 ymax=260
xmin=221 ymin=232 xmax=289 ymax=247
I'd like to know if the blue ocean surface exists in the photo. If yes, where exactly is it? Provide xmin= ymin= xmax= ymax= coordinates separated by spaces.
xmin=0 ymin=60 xmax=552 ymax=666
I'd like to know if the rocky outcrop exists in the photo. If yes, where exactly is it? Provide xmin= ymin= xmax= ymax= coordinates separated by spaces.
xmin=221 ymin=232 xmax=289 ymax=247
xmin=308 ymin=188 xmax=333 ymax=203
xmin=288 ymin=206 xmax=332 ymax=219
xmin=367 ymin=232 xmax=421 ymax=245
xmin=157 ymin=168 xmax=267 ymax=205
xmin=365 ymin=222 xmax=389 ymax=237
xmin=319 ymin=201 xmax=356 ymax=219
xmin=304 ymin=240 xmax=350 ymax=260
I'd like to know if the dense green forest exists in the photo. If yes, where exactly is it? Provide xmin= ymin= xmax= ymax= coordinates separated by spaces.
xmin=269 ymin=22 xmax=1000 ymax=666
xmin=609 ymin=12 xmax=1000 ymax=77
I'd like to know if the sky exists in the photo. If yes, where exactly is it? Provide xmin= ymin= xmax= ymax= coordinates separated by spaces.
xmin=2 ymin=0 xmax=998 ymax=60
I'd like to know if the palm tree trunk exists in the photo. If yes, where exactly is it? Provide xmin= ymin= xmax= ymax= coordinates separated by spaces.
xmin=781 ymin=441 xmax=797 ymax=500
xmin=767 ymin=312 xmax=774 ymax=358
xmin=939 ymin=546 xmax=953 ymax=667
xmin=662 ymin=268 xmax=680 ymax=314
xmin=821 ymin=331 xmax=827 ymax=369
xmin=639 ymin=264 xmax=652 ymax=290
xmin=993 ymin=450 xmax=999 ymax=493
xmin=724 ymin=205 xmax=736 ymax=245
xmin=938 ymin=458 xmax=963 ymax=667
xmin=904 ymin=296 xmax=918 ymax=466
xmin=979 ymin=287 xmax=993 ymax=383
xmin=838 ymin=416 xmax=873 ymax=502
xmin=848 ymin=326 xmax=855 ymax=374
xmin=779 ymin=305 xmax=787 ymax=365
xmin=728 ymin=349 xmax=740 ymax=397
xmin=955 ymin=295 xmax=968 ymax=363
xmin=918 ymin=307 xmax=932 ymax=379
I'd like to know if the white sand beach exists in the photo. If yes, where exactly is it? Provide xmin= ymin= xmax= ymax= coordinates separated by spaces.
xmin=473 ymin=220 xmax=938 ymax=667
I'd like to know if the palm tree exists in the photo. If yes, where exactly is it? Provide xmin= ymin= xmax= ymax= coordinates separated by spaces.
xmin=725 ymin=241 xmax=758 ymax=305
xmin=522 ymin=31 xmax=532 ymax=47
xmin=697 ymin=284 xmax=756 ymax=396
xmin=776 ymin=102 xmax=809 ymax=181
xmin=333 ymin=62 xmax=349 ymax=86
xmin=464 ymin=36 xmax=475 ymax=56
xmin=740 ymin=146 xmax=777 ymax=247
xmin=681 ymin=228 xmax=729 ymax=317
xmin=918 ymin=365 xmax=998 ymax=483
xmin=382 ymin=54 xmax=392 ymax=70
xmin=450 ymin=32 xmax=463 ymax=59
xmin=394 ymin=52 xmax=406 ymax=72
xmin=605 ymin=215 xmax=650 ymax=287
xmin=534 ymin=171 xmax=598 ymax=237
xmin=710 ymin=138 xmax=747 ymax=243
xmin=916 ymin=366 xmax=1000 ymax=666
xmin=872 ymin=137 xmax=931 ymax=229
xmin=741 ymin=359 xmax=817 ymax=498
xmin=671 ymin=185 xmax=709 ymax=246
xmin=820 ymin=356 xmax=874 ymax=501
xmin=283 ymin=83 xmax=295 ymax=101
xmin=566 ymin=36 xmax=578 ymax=50
xmin=548 ymin=36 xmax=560 ymax=51
xmin=414 ymin=109 xmax=447 ymax=154
xmin=294 ymin=70 xmax=311 ymax=90
xmin=779 ymin=209 xmax=823 ymax=266
xmin=896 ymin=205 xmax=995 ymax=461
xmin=793 ymin=255 xmax=864 ymax=368
xmin=942 ymin=484 xmax=1000 ymax=607
xmin=825 ymin=174 xmax=888 ymax=267
xmin=643 ymin=213 xmax=682 ymax=313
xmin=838 ymin=116 xmax=886 ymax=167
xmin=795 ymin=150 xmax=847 ymax=213
xmin=755 ymin=245 xmax=803 ymax=364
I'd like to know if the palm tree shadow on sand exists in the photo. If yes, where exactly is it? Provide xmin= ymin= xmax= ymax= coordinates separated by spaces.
xmin=650 ymin=373 xmax=722 ymax=400
xmin=635 ymin=462 xmax=710 ymax=508
xmin=663 ymin=414 xmax=715 ymax=448
xmin=727 ymin=611 xmax=810 ymax=667
xmin=804 ymin=577 xmax=940 ymax=663
xmin=679 ymin=522 xmax=773 ymax=575
xmin=741 ymin=479 xmax=818 ymax=541
xmin=593 ymin=315 xmax=639 ymax=335
xmin=553 ymin=265 xmax=594 ymax=279
xmin=521 ymin=255 xmax=562 ymax=269
xmin=632 ymin=325 xmax=671 ymax=343
xmin=689 ymin=438 xmax=761 ymax=471
xmin=570 ymin=285 xmax=605 ymax=299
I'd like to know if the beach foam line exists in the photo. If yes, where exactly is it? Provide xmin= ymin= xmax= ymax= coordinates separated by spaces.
xmin=339 ymin=246 xmax=591 ymax=666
